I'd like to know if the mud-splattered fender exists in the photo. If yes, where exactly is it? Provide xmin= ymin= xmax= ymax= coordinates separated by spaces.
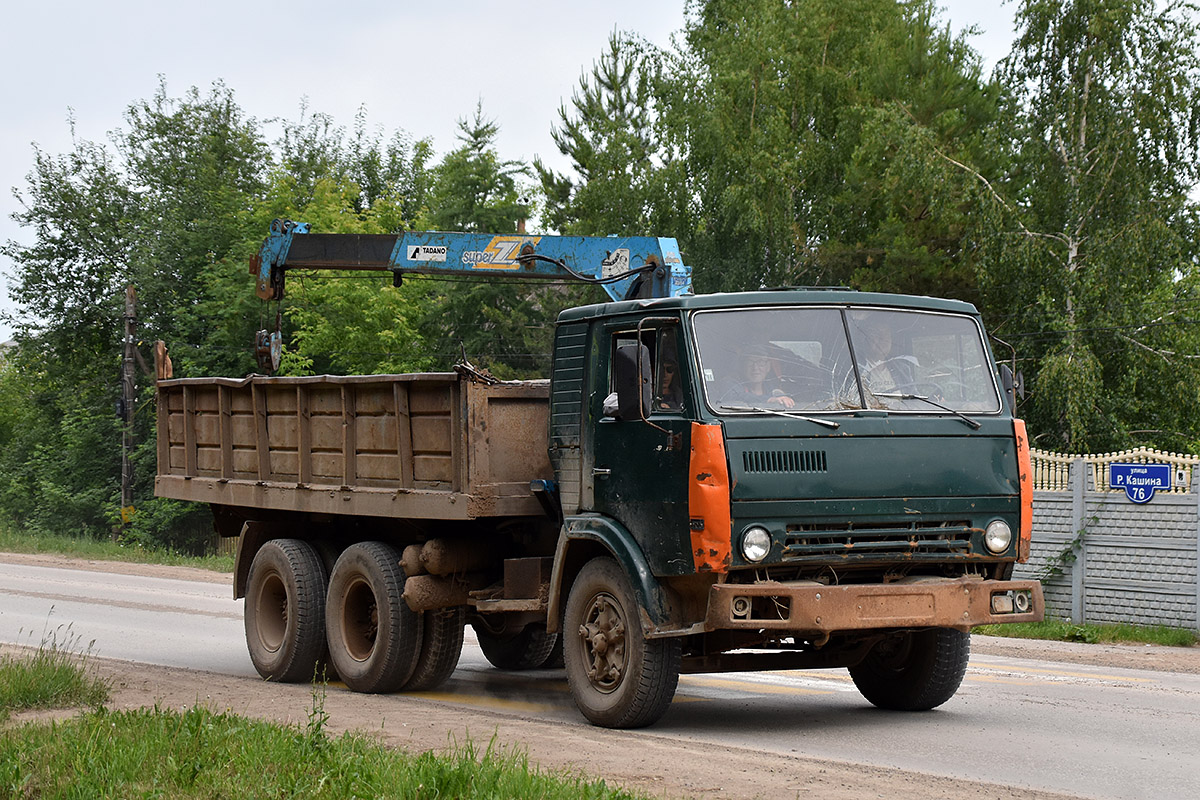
xmin=546 ymin=515 xmax=680 ymax=635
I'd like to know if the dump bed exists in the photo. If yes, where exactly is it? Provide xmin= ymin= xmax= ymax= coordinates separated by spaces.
xmin=155 ymin=373 xmax=552 ymax=520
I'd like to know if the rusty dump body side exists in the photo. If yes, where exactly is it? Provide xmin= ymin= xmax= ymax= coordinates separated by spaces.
xmin=154 ymin=373 xmax=552 ymax=521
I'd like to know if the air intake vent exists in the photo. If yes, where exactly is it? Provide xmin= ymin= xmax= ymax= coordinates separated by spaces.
xmin=742 ymin=449 xmax=827 ymax=474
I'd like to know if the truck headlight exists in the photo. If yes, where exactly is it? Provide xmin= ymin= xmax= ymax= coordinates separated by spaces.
xmin=741 ymin=527 xmax=771 ymax=563
xmin=984 ymin=520 xmax=1013 ymax=554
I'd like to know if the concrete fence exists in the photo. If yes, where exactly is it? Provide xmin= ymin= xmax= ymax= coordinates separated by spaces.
xmin=1018 ymin=447 xmax=1200 ymax=631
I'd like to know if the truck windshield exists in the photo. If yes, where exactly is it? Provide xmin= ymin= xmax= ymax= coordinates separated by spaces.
xmin=693 ymin=307 xmax=1001 ymax=415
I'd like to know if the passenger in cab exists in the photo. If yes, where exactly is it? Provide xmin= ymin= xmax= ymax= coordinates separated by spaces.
xmin=720 ymin=344 xmax=795 ymax=409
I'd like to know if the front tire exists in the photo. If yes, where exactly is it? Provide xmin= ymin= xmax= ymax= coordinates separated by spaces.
xmin=326 ymin=542 xmax=423 ymax=693
xmin=244 ymin=538 xmax=328 ymax=682
xmin=849 ymin=628 xmax=970 ymax=711
xmin=563 ymin=558 xmax=680 ymax=728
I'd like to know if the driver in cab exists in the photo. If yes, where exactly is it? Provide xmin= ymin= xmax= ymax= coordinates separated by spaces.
xmin=856 ymin=320 xmax=916 ymax=394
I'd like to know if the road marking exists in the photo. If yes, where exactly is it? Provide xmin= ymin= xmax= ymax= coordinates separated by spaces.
xmin=681 ymin=675 xmax=840 ymax=696
xmin=966 ymin=675 xmax=1040 ymax=686
xmin=969 ymin=662 xmax=1154 ymax=683
xmin=757 ymin=669 xmax=853 ymax=682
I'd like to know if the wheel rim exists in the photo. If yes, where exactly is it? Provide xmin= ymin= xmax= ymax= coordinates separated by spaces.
xmin=341 ymin=576 xmax=379 ymax=662
xmin=576 ymin=591 xmax=627 ymax=693
xmin=254 ymin=570 xmax=288 ymax=653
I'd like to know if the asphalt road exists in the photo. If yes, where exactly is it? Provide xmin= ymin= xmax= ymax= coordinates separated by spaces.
xmin=2 ymin=555 xmax=1197 ymax=800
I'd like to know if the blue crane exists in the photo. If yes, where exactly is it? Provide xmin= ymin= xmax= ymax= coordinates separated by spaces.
xmin=253 ymin=219 xmax=693 ymax=303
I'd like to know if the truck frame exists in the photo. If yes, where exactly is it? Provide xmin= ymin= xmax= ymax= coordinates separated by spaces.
xmin=156 ymin=221 xmax=1043 ymax=728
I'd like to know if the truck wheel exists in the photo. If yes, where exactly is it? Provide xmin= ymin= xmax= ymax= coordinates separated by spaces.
xmin=405 ymin=607 xmax=465 ymax=691
xmin=563 ymin=557 xmax=680 ymax=728
xmin=244 ymin=539 xmax=328 ymax=683
xmin=474 ymin=623 xmax=557 ymax=670
xmin=849 ymin=628 xmax=970 ymax=711
xmin=540 ymin=631 xmax=565 ymax=669
xmin=326 ymin=542 xmax=423 ymax=693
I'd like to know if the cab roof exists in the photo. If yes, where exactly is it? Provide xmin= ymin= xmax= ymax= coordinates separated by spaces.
xmin=556 ymin=289 xmax=980 ymax=324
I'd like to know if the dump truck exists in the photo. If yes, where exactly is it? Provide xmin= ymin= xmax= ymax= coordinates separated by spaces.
xmin=155 ymin=220 xmax=1043 ymax=728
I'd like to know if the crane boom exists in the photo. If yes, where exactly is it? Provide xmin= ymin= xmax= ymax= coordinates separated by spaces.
xmin=252 ymin=219 xmax=693 ymax=302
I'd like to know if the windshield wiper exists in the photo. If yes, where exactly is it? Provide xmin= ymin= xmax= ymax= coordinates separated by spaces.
xmin=873 ymin=393 xmax=981 ymax=430
xmin=719 ymin=404 xmax=841 ymax=429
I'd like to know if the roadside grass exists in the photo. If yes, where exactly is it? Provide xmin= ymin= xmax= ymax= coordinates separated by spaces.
xmin=0 ymin=626 xmax=109 ymax=723
xmin=0 ymin=689 xmax=646 ymax=800
xmin=975 ymin=619 xmax=1199 ymax=647
xmin=0 ymin=525 xmax=234 ymax=573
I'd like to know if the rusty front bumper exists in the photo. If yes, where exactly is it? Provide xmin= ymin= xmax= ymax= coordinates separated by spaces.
xmin=706 ymin=578 xmax=1044 ymax=633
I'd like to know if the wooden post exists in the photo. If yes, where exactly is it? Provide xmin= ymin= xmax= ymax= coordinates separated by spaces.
xmin=154 ymin=340 xmax=172 ymax=381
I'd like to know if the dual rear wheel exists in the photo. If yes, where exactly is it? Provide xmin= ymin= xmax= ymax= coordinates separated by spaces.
xmin=244 ymin=540 xmax=464 ymax=692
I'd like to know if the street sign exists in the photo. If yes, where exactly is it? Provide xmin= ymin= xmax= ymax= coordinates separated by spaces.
xmin=1109 ymin=463 xmax=1171 ymax=504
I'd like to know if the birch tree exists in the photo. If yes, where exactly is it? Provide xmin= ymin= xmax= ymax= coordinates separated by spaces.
xmin=981 ymin=0 xmax=1200 ymax=450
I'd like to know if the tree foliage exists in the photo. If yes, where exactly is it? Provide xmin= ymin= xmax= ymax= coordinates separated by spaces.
xmin=652 ymin=0 xmax=999 ymax=297
xmin=979 ymin=0 xmax=1200 ymax=450
xmin=0 ymin=83 xmax=436 ymax=547
xmin=417 ymin=106 xmax=579 ymax=378
xmin=2 ymin=82 xmax=270 ymax=546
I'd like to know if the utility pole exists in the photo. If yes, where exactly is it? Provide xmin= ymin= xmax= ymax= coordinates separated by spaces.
xmin=119 ymin=285 xmax=136 ymax=540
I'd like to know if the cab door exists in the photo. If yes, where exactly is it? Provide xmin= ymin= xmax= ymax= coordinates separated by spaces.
xmin=590 ymin=324 xmax=694 ymax=576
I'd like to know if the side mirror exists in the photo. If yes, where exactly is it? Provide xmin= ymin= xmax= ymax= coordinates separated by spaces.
xmin=613 ymin=345 xmax=652 ymax=421
xmin=999 ymin=363 xmax=1026 ymax=410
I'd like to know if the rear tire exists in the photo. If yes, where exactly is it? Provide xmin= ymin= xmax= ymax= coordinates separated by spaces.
xmin=326 ymin=542 xmax=422 ymax=693
xmin=849 ymin=628 xmax=970 ymax=711
xmin=475 ymin=622 xmax=557 ymax=671
xmin=244 ymin=538 xmax=328 ymax=683
xmin=563 ymin=557 xmax=680 ymax=728
xmin=405 ymin=607 xmax=465 ymax=691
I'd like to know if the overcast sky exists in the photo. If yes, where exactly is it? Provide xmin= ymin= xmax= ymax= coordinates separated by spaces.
xmin=0 ymin=1 xmax=1018 ymax=341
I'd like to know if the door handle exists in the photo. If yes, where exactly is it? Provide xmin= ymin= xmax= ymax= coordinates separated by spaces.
xmin=592 ymin=468 xmax=612 ymax=478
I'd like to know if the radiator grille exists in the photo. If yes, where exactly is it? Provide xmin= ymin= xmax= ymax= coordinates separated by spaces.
xmin=782 ymin=520 xmax=973 ymax=561
xmin=742 ymin=449 xmax=827 ymax=474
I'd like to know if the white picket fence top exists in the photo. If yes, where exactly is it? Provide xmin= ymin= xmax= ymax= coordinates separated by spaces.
xmin=1031 ymin=447 xmax=1199 ymax=494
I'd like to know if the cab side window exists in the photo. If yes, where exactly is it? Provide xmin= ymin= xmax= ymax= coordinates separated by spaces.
xmin=607 ymin=328 xmax=685 ymax=418
xmin=654 ymin=328 xmax=683 ymax=413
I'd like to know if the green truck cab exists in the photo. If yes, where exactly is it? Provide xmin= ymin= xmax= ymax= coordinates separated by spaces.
xmin=547 ymin=289 xmax=1041 ymax=726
